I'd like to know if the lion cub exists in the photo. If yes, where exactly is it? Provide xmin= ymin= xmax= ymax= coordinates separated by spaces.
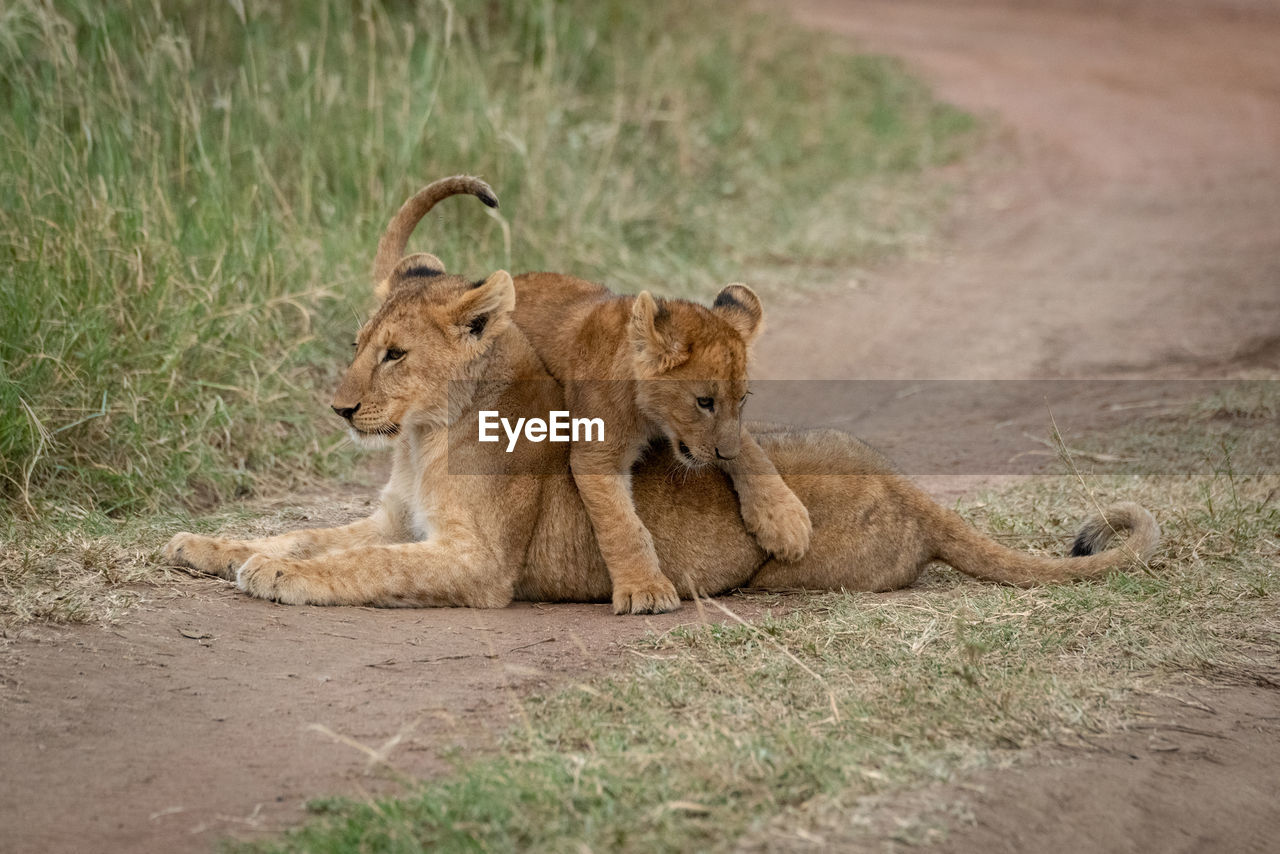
xmin=512 ymin=274 xmax=813 ymax=614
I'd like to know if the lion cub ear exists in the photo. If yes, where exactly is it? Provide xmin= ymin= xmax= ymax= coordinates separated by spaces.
xmin=630 ymin=291 xmax=687 ymax=374
xmin=711 ymin=283 xmax=764 ymax=345
xmin=449 ymin=270 xmax=515 ymax=354
xmin=374 ymin=253 xmax=448 ymax=301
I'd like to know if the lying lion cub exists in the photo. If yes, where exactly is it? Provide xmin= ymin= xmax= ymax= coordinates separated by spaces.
xmin=371 ymin=180 xmax=812 ymax=615
xmin=163 ymin=178 xmax=1159 ymax=606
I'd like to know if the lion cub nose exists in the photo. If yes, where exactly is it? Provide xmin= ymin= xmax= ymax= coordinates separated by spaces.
xmin=332 ymin=403 xmax=360 ymax=421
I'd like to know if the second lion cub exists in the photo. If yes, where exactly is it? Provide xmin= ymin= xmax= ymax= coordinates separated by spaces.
xmin=512 ymin=274 xmax=813 ymax=614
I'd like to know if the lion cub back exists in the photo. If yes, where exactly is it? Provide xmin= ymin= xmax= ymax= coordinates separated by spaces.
xmin=512 ymin=272 xmax=634 ymax=382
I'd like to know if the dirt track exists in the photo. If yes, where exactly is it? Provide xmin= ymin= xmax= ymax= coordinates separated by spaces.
xmin=2 ymin=1 xmax=1278 ymax=851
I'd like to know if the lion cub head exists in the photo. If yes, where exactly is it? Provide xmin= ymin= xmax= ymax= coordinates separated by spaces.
xmin=629 ymin=284 xmax=764 ymax=468
xmin=330 ymin=253 xmax=515 ymax=445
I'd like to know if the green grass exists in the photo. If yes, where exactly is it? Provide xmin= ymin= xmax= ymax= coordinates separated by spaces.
xmin=229 ymin=389 xmax=1277 ymax=853
xmin=0 ymin=0 xmax=972 ymax=521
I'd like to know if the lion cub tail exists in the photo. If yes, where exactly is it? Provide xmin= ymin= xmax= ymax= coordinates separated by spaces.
xmin=929 ymin=500 xmax=1160 ymax=586
xmin=372 ymin=175 xmax=499 ymax=283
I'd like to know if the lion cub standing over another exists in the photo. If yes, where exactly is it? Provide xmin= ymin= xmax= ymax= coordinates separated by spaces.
xmin=371 ymin=179 xmax=810 ymax=614
xmin=511 ymin=275 xmax=813 ymax=614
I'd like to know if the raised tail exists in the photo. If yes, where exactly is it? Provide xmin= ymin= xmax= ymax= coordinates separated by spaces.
xmin=929 ymin=500 xmax=1160 ymax=586
xmin=371 ymin=175 xmax=499 ymax=284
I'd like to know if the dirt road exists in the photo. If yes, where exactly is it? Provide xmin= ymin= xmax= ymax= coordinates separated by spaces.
xmin=2 ymin=1 xmax=1278 ymax=851
xmin=763 ymin=0 xmax=1280 ymax=382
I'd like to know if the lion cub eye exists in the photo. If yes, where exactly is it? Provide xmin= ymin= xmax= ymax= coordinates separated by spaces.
xmin=383 ymin=347 xmax=406 ymax=363
xmin=696 ymin=396 xmax=715 ymax=412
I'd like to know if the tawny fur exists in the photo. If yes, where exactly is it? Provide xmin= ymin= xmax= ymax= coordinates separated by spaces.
xmin=368 ymin=178 xmax=812 ymax=614
xmin=163 ymin=177 xmax=1159 ymax=607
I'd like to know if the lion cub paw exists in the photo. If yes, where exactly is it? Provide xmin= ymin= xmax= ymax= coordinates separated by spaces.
xmin=742 ymin=489 xmax=812 ymax=562
xmin=612 ymin=576 xmax=681 ymax=615
xmin=164 ymin=532 xmax=249 ymax=580
xmin=237 ymin=554 xmax=311 ymax=604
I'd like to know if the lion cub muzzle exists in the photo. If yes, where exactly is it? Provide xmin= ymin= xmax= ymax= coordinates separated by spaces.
xmin=332 ymin=402 xmax=360 ymax=421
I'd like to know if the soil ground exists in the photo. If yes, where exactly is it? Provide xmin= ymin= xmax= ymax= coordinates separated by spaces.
xmin=2 ymin=1 xmax=1278 ymax=851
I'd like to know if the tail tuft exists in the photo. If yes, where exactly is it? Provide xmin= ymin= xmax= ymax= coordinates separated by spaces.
xmin=477 ymin=189 xmax=499 ymax=209
xmin=1070 ymin=523 xmax=1106 ymax=557
xmin=1070 ymin=502 xmax=1160 ymax=560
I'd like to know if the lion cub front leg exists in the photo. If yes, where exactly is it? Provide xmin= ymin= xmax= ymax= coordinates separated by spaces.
xmin=236 ymin=538 xmax=515 ymax=609
xmin=163 ymin=518 xmax=388 ymax=580
xmin=720 ymin=431 xmax=812 ymax=562
xmin=572 ymin=448 xmax=680 ymax=614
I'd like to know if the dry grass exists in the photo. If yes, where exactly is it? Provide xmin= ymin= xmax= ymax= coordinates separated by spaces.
xmin=0 ymin=477 xmax=380 ymax=629
xmin=0 ymin=525 xmax=164 ymax=627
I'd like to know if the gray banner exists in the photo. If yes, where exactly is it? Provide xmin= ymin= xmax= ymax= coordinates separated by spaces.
xmin=443 ymin=379 xmax=1277 ymax=475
